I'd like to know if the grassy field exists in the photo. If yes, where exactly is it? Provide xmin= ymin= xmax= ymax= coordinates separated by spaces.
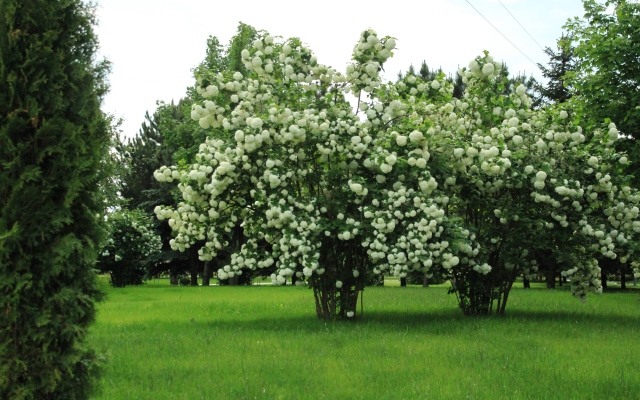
xmin=89 ymin=279 xmax=640 ymax=399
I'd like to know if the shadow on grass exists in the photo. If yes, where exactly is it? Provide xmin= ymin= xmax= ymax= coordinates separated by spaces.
xmin=163 ymin=307 xmax=640 ymax=337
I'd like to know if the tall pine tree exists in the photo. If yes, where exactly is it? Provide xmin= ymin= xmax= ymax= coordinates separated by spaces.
xmin=0 ymin=0 xmax=110 ymax=397
xmin=536 ymin=34 xmax=575 ymax=105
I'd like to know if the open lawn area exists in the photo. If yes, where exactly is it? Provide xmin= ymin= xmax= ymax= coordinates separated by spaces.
xmin=89 ymin=280 xmax=640 ymax=399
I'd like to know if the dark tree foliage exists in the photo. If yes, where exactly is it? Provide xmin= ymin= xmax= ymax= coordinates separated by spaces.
xmin=566 ymin=0 xmax=640 ymax=140
xmin=452 ymin=71 xmax=465 ymax=100
xmin=565 ymin=0 xmax=640 ymax=185
xmin=418 ymin=60 xmax=441 ymax=81
xmin=536 ymin=34 xmax=575 ymax=105
xmin=0 ymin=0 xmax=110 ymax=398
xmin=116 ymin=107 xmax=192 ymax=283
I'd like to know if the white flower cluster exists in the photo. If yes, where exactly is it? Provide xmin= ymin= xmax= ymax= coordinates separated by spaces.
xmin=347 ymin=29 xmax=396 ymax=93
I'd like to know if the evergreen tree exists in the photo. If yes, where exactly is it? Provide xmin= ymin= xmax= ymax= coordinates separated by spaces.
xmin=0 ymin=0 xmax=110 ymax=397
xmin=116 ymin=107 xmax=192 ymax=284
xmin=536 ymin=34 xmax=575 ymax=105
xmin=418 ymin=60 xmax=439 ymax=81
xmin=452 ymin=70 xmax=465 ymax=100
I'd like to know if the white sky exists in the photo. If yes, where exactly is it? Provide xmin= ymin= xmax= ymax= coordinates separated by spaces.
xmin=95 ymin=0 xmax=586 ymax=138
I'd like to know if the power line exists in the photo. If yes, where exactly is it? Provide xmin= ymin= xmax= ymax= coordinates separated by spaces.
xmin=463 ymin=0 xmax=538 ymax=67
xmin=498 ymin=0 xmax=546 ymax=51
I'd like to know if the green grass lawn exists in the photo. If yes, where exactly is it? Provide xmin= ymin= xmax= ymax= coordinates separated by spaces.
xmin=89 ymin=280 xmax=640 ymax=399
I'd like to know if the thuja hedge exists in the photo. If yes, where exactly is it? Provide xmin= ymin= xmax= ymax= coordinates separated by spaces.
xmin=0 ymin=0 xmax=110 ymax=398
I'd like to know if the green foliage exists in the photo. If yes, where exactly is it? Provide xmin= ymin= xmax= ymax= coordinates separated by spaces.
xmin=115 ymin=106 xmax=195 ymax=281
xmin=0 ymin=0 xmax=110 ymax=397
xmin=97 ymin=210 xmax=161 ymax=287
xmin=566 ymin=1 xmax=640 ymax=139
xmin=536 ymin=34 xmax=576 ymax=105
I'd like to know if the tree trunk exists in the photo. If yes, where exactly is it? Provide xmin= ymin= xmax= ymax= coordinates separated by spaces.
xmin=558 ymin=273 xmax=563 ymax=287
xmin=202 ymin=261 xmax=211 ymax=286
xmin=169 ymin=272 xmax=178 ymax=285
xmin=602 ymin=271 xmax=608 ymax=290
xmin=422 ymin=273 xmax=429 ymax=288
xmin=523 ymin=276 xmax=530 ymax=289
xmin=621 ymin=265 xmax=627 ymax=290
xmin=546 ymin=266 xmax=556 ymax=289
xmin=229 ymin=274 xmax=239 ymax=286
xmin=189 ymin=246 xmax=199 ymax=286
xmin=400 ymin=277 xmax=407 ymax=287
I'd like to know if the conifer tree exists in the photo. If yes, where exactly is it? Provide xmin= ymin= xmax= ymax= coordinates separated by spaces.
xmin=0 ymin=0 xmax=110 ymax=397
xmin=536 ymin=34 xmax=575 ymax=105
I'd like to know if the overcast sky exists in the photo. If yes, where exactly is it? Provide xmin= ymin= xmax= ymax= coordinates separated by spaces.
xmin=95 ymin=0 xmax=586 ymax=138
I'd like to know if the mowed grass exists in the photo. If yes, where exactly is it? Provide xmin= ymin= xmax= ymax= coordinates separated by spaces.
xmin=89 ymin=280 xmax=640 ymax=399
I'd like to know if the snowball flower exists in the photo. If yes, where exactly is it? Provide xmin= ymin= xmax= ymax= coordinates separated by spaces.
xmin=385 ymin=38 xmax=396 ymax=50
xmin=559 ymin=110 xmax=568 ymax=119
xmin=430 ymin=80 xmax=440 ymax=90
xmin=250 ymin=118 xmax=263 ymax=129
xmin=515 ymin=84 xmax=526 ymax=95
xmin=512 ymin=135 xmax=523 ymax=146
xmin=336 ymin=281 xmax=343 ymax=288
xmin=482 ymin=63 xmax=495 ymax=75
xmin=396 ymin=135 xmax=407 ymax=146
xmin=385 ymin=155 xmax=397 ymax=165
xmin=409 ymin=130 xmax=424 ymax=144
xmin=347 ymin=311 xmax=355 ymax=318
xmin=536 ymin=171 xmax=547 ymax=181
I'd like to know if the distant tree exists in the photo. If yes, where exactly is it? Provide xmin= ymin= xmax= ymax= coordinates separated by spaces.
xmin=565 ymin=0 xmax=640 ymax=183
xmin=536 ymin=34 xmax=576 ymax=105
xmin=97 ymin=210 xmax=161 ymax=287
xmin=452 ymin=70 xmax=465 ymax=100
xmin=0 ymin=0 xmax=111 ymax=397
xmin=116 ymin=107 xmax=193 ymax=284
xmin=418 ymin=60 xmax=440 ymax=81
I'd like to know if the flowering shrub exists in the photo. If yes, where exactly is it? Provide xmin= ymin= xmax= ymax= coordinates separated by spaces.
xmin=98 ymin=210 xmax=162 ymax=287
xmin=155 ymin=29 xmax=640 ymax=317
xmin=419 ymin=52 xmax=640 ymax=313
